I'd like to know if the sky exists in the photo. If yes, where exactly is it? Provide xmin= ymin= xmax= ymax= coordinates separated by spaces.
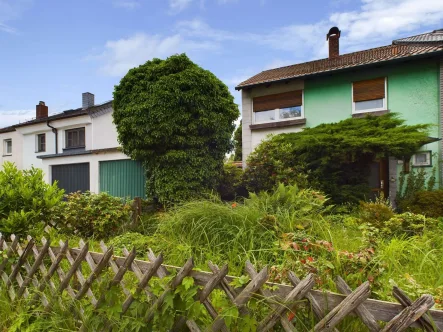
xmin=0 ymin=0 xmax=442 ymax=127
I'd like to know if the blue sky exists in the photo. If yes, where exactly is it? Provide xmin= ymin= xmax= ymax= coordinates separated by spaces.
xmin=0 ymin=0 xmax=442 ymax=127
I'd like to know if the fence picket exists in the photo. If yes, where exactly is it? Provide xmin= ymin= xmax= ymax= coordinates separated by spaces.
xmin=1 ymin=235 xmax=443 ymax=331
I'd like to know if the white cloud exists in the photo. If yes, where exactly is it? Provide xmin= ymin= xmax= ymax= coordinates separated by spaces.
xmin=91 ymin=0 xmax=443 ymax=78
xmin=92 ymin=32 xmax=217 ymax=76
xmin=0 ymin=110 xmax=34 ymax=127
xmin=113 ymin=0 xmax=140 ymax=10
xmin=330 ymin=0 xmax=443 ymax=50
xmin=0 ymin=0 xmax=31 ymax=34
xmin=169 ymin=0 xmax=193 ymax=14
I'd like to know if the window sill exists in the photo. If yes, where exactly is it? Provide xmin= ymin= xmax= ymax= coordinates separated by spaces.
xmin=2 ymin=154 xmax=12 ymax=157
xmin=250 ymin=118 xmax=306 ymax=130
xmin=35 ymin=151 xmax=46 ymax=153
xmin=63 ymin=146 xmax=86 ymax=150
xmin=352 ymin=110 xmax=389 ymax=118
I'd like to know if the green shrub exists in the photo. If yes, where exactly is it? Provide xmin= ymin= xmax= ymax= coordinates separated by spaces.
xmin=399 ymin=190 xmax=443 ymax=218
xmin=359 ymin=196 xmax=394 ymax=228
xmin=53 ymin=191 xmax=132 ymax=239
xmin=108 ymin=232 xmax=151 ymax=255
xmin=0 ymin=162 xmax=64 ymax=236
xmin=246 ymin=183 xmax=330 ymax=231
xmin=244 ymin=113 xmax=431 ymax=204
xmin=382 ymin=212 xmax=438 ymax=237
xmin=216 ymin=163 xmax=247 ymax=201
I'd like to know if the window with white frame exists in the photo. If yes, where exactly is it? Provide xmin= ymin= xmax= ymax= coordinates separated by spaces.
xmin=253 ymin=90 xmax=303 ymax=124
xmin=36 ymin=133 xmax=46 ymax=152
xmin=412 ymin=151 xmax=432 ymax=167
xmin=352 ymin=77 xmax=386 ymax=113
xmin=3 ymin=139 xmax=12 ymax=155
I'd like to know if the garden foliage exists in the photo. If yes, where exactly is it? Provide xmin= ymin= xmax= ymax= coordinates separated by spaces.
xmin=401 ymin=190 xmax=443 ymax=218
xmin=216 ymin=162 xmax=247 ymax=201
xmin=233 ymin=121 xmax=242 ymax=161
xmin=53 ymin=191 xmax=132 ymax=239
xmin=244 ymin=113 xmax=430 ymax=203
xmin=113 ymin=54 xmax=239 ymax=204
xmin=0 ymin=162 xmax=64 ymax=236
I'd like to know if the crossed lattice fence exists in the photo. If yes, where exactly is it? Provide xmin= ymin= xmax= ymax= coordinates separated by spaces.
xmin=0 ymin=234 xmax=443 ymax=331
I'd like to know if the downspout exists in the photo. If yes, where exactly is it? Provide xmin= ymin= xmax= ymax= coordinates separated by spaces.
xmin=46 ymin=121 xmax=58 ymax=154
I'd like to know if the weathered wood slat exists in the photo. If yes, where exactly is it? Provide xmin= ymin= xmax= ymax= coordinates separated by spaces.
xmin=17 ymin=238 xmax=50 ymax=298
xmin=144 ymin=258 xmax=194 ymax=323
xmin=314 ymin=281 xmax=371 ymax=331
xmin=259 ymin=273 xmax=315 ymax=331
xmin=335 ymin=276 xmax=380 ymax=332
xmin=121 ymin=253 xmax=164 ymax=314
xmin=381 ymin=295 xmax=435 ymax=332
xmin=393 ymin=286 xmax=439 ymax=332
xmin=51 ymin=246 xmax=443 ymax=330
xmin=245 ymin=261 xmax=296 ymax=332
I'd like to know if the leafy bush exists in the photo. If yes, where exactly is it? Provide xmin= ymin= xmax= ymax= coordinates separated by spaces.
xmin=359 ymin=196 xmax=395 ymax=228
xmin=108 ymin=232 xmax=151 ymax=255
xmin=246 ymin=183 xmax=330 ymax=231
xmin=53 ymin=191 xmax=132 ymax=239
xmin=396 ymin=167 xmax=436 ymax=211
xmin=399 ymin=190 xmax=443 ymax=218
xmin=382 ymin=212 xmax=438 ymax=237
xmin=0 ymin=162 xmax=64 ymax=236
xmin=113 ymin=54 xmax=239 ymax=204
xmin=216 ymin=163 xmax=247 ymax=201
xmin=244 ymin=113 xmax=431 ymax=204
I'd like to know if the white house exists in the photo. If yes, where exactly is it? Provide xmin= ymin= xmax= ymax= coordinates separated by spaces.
xmin=0 ymin=93 xmax=146 ymax=198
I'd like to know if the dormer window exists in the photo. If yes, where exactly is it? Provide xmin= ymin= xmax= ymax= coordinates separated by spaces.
xmin=65 ymin=127 xmax=85 ymax=149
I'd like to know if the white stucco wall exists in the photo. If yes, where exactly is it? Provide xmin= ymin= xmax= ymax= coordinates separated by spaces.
xmin=91 ymin=111 xmax=120 ymax=149
xmin=41 ymin=150 xmax=130 ymax=193
xmin=0 ymin=130 xmax=23 ymax=169
xmin=242 ymin=80 xmax=305 ymax=166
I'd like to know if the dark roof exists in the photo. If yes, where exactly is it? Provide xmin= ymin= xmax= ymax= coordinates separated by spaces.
xmin=0 ymin=101 xmax=113 ymax=132
xmin=0 ymin=125 xmax=16 ymax=134
xmin=236 ymin=43 xmax=443 ymax=90
xmin=393 ymin=29 xmax=443 ymax=45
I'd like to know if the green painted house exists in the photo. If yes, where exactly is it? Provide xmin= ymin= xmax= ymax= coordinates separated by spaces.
xmin=236 ymin=27 xmax=443 ymax=202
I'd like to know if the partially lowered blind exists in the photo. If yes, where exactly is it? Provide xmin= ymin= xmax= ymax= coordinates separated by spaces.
xmin=253 ymin=90 xmax=302 ymax=112
xmin=353 ymin=77 xmax=385 ymax=102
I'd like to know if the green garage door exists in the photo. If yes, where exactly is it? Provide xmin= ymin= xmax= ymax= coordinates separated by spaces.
xmin=99 ymin=160 xmax=146 ymax=199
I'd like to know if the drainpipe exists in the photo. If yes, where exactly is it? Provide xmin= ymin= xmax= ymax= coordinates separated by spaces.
xmin=46 ymin=121 xmax=58 ymax=154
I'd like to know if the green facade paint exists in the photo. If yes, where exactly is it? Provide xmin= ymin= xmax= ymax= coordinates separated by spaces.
xmin=99 ymin=159 xmax=146 ymax=199
xmin=304 ymin=58 xmax=441 ymax=186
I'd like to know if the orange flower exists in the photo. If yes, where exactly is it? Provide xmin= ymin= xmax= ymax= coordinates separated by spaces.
xmin=231 ymin=202 xmax=237 ymax=208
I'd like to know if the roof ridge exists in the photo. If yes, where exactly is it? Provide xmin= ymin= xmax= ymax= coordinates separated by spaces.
xmin=393 ymin=30 xmax=436 ymax=42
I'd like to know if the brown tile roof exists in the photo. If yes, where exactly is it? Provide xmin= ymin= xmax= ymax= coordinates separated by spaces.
xmin=393 ymin=29 xmax=443 ymax=45
xmin=236 ymin=44 xmax=443 ymax=90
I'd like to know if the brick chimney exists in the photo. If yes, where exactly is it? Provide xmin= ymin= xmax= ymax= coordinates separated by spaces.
xmin=36 ymin=101 xmax=48 ymax=119
xmin=327 ymin=27 xmax=341 ymax=59
xmin=82 ymin=92 xmax=95 ymax=109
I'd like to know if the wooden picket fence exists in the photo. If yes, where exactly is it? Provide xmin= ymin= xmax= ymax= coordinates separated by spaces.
xmin=1 ymin=234 xmax=443 ymax=331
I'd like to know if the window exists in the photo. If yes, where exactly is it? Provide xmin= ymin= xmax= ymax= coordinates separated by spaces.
xmin=36 ymin=133 xmax=46 ymax=152
xmin=253 ymin=90 xmax=303 ymax=124
xmin=65 ymin=127 xmax=85 ymax=149
xmin=3 ymin=139 xmax=12 ymax=155
xmin=352 ymin=77 xmax=386 ymax=113
xmin=412 ymin=151 xmax=432 ymax=167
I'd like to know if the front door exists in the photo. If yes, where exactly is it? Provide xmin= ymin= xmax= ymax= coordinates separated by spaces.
xmin=368 ymin=158 xmax=389 ymax=199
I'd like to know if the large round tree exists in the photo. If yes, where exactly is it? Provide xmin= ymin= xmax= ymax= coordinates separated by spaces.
xmin=113 ymin=54 xmax=239 ymax=203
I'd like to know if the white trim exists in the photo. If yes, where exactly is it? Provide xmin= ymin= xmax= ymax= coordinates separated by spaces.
xmin=252 ymin=90 xmax=305 ymax=124
xmin=3 ymin=139 xmax=12 ymax=156
xmin=351 ymin=78 xmax=387 ymax=114
xmin=412 ymin=151 xmax=432 ymax=167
